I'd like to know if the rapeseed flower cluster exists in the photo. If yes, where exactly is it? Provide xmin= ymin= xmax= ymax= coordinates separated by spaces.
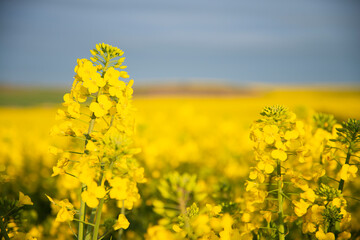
xmin=243 ymin=106 xmax=307 ymax=239
xmin=48 ymin=43 xmax=145 ymax=240
xmin=242 ymin=108 xmax=358 ymax=240
xmin=298 ymin=118 xmax=360 ymax=240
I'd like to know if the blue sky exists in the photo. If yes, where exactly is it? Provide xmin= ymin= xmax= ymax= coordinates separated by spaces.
xmin=0 ymin=0 xmax=359 ymax=87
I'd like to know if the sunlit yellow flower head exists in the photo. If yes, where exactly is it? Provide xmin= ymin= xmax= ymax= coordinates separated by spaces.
xmin=48 ymin=43 xmax=144 ymax=239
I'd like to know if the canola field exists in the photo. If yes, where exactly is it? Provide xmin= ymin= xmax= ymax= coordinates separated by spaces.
xmin=1 ymin=44 xmax=360 ymax=240
xmin=1 ymin=90 xmax=360 ymax=240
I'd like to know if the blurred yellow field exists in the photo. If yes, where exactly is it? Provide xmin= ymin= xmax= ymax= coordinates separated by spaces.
xmin=1 ymin=88 xmax=360 ymax=239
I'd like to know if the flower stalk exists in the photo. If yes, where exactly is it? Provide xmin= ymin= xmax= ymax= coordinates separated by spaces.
xmin=79 ymin=112 xmax=97 ymax=240
xmin=277 ymin=160 xmax=285 ymax=240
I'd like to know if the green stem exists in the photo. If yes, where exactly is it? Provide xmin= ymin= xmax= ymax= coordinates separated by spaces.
xmin=3 ymin=206 xmax=18 ymax=219
xmin=98 ymin=230 xmax=114 ymax=240
xmin=92 ymin=198 xmax=105 ymax=240
xmin=338 ymin=146 xmax=352 ymax=192
xmin=118 ymin=200 xmax=125 ymax=240
xmin=324 ymin=175 xmax=340 ymax=183
xmin=0 ymin=217 xmax=10 ymax=240
xmin=277 ymin=160 xmax=285 ymax=240
xmin=91 ymin=161 xmax=115 ymax=240
xmin=73 ymin=218 xmax=96 ymax=227
xmin=78 ymin=183 xmax=87 ymax=240
xmin=68 ymin=221 xmax=78 ymax=238
xmin=79 ymin=113 xmax=97 ymax=240
xmin=66 ymin=151 xmax=84 ymax=155
xmin=85 ymin=208 xmax=97 ymax=240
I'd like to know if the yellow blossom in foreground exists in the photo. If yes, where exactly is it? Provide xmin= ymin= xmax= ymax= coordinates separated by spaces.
xmin=302 ymin=222 xmax=316 ymax=233
xmin=105 ymin=67 xmax=121 ymax=85
xmin=260 ymin=211 xmax=272 ymax=223
xmin=263 ymin=125 xmax=279 ymax=144
xmin=258 ymin=160 xmax=275 ymax=174
xmin=89 ymin=95 xmax=113 ymax=117
xmin=81 ymin=181 xmax=106 ymax=208
xmin=113 ymin=214 xmax=130 ymax=230
xmin=55 ymin=199 xmax=75 ymax=222
xmin=85 ymin=140 xmax=98 ymax=152
xmin=56 ymin=205 xmax=75 ymax=222
xmin=300 ymin=188 xmax=316 ymax=203
xmin=109 ymin=177 xmax=129 ymax=200
xmin=245 ymin=181 xmax=257 ymax=192
xmin=51 ymin=166 xmax=65 ymax=177
xmin=315 ymin=228 xmax=335 ymax=240
xmin=271 ymin=149 xmax=287 ymax=161
xmin=339 ymin=164 xmax=358 ymax=181
xmin=293 ymin=199 xmax=311 ymax=217
xmin=285 ymin=130 xmax=299 ymax=140
xmin=331 ymin=198 xmax=342 ymax=208
xmin=310 ymin=204 xmax=326 ymax=224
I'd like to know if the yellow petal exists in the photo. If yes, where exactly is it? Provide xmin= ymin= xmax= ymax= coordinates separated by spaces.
xmin=86 ymin=140 xmax=97 ymax=151
xmin=55 ymin=206 xmax=74 ymax=222
xmin=263 ymin=125 xmax=278 ymax=134
xmin=271 ymin=149 xmax=287 ymax=161
xmin=285 ymin=130 xmax=299 ymax=140
xmin=264 ymin=164 xmax=274 ymax=174
xmin=19 ymin=192 xmax=33 ymax=206
xmin=349 ymin=165 xmax=358 ymax=174
xmin=51 ymin=166 xmax=65 ymax=177
xmin=265 ymin=136 xmax=275 ymax=144
xmin=95 ymin=186 xmax=106 ymax=198
xmin=249 ymin=170 xmax=257 ymax=180
xmin=340 ymin=164 xmax=349 ymax=180
xmin=241 ymin=213 xmax=251 ymax=222
xmin=81 ymin=191 xmax=99 ymax=208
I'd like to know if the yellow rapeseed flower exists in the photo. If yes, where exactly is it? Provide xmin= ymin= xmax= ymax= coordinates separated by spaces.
xmin=109 ymin=177 xmax=129 ymax=200
xmin=293 ymin=199 xmax=310 ymax=217
xmin=18 ymin=191 xmax=33 ymax=206
xmin=81 ymin=181 xmax=106 ymax=208
xmin=263 ymin=125 xmax=279 ymax=144
xmin=113 ymin=214 xmax=130 ymax=230
xmin=271 ymin=149 xmax=287 ymax=161
xmin=104 ymin=67 xmax=121 ymax=84
xmin=284 ymin=130 xmax=299 ymax=140
xmin=89 ymin=95 xmax=112 ymax=117
xmin=56 ymin=205 xmax=75 ymax=222
xmin=339 ymin=164 xmax=358 ymax=181
xmin=300 ymin=188 xmax=316 ymax=203
xmin=315 ymin=228 xmax=335 ymax=240
xmin=55 ymin=199 xmax=75 ymax=222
